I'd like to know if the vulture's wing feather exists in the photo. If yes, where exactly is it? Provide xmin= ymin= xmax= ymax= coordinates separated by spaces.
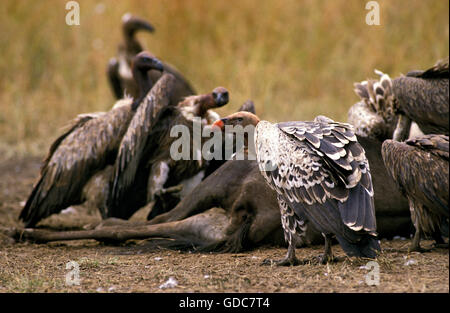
xmin=257 ymin=119 xmax=376 ymax=239
xmin=108 ymin=74 xmax=176 ymax=216
xmin=19 ymin=102 xmax=133 ymax=227
xmin=286 ymin=191 xmax=378 ymax=258
xmin=406 ymin=57 xmax=449 ymax=79
xmin=392 ymin=60 xmax=449 ymax=135
xmin=382 ymin=135 xmax=449 ymax=217
xmin=161 ymin=62 xmax=196 ymax=96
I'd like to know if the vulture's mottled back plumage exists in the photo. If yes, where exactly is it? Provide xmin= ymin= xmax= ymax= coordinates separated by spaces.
xmin=382 ymin=134 xmax=449 ymax=251
xmin=256 ymin=116 xmax=380 ymax=260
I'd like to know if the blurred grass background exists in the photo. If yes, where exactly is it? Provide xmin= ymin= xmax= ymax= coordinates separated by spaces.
xmin=0 ymin=0 xmax=448 ymax=159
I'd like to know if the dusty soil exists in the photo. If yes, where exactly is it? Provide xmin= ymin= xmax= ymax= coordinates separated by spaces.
xmin=0 ymin=156 xmax=448 ymax=293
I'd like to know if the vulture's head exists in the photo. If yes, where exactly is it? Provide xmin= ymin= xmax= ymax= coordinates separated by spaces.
xmin=211 ymin=87 xmax=229 ymax=108
xmin=238 ymin=100 xmax=256 ymax=114
xmin=122 ymin=13 xmax=155 ymax=37
xmin=132 ymin=51 xmax=164 ymax=73
xmin=179 ymin=87 xmax=229 ymax=117
xmin=212 ymin=111 xmax=260 ymax=130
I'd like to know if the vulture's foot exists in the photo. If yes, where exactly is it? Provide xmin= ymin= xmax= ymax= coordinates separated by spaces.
xmin=261 ymin=256 xmax=301 ymax=266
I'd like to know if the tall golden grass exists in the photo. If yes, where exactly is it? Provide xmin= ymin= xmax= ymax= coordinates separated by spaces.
xmin=0 ymin=0 xmax=448 ymax=158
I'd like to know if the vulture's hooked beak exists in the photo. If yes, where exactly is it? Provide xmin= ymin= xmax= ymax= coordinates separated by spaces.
xmin=132 ymin=18 xmax=155 ymax=33
xmin=213 ymin=91 xmax=229 ymax=107
xmin=152 ymin=58 xmax=164 ymax=72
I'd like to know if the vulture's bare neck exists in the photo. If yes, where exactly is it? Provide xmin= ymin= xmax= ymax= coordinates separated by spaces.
xmin=131 ymin=68 xmax=153 ymax=110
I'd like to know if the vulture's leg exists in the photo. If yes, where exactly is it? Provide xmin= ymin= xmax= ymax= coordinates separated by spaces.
xmin=409 ymin=222 xmax=432 ymax=252
xmin=262 ymin=197 xmax=300 ymax=266
xmin=408 ymin=204 xmax=431 ymax=253
xmin=317 ymin=233 xmax=335 ymax=264
xmin=409 ymin=227 xmax=425 ymax=252
xmin=393 ymin=114 xmax=412 ymax=142
xmin=261 ymin=240 xmax=300 ymax=266
xmin=299 ymin=234 xmax=342 ymax=264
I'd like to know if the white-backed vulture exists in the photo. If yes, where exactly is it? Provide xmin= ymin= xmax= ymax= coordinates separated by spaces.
xmin=19 ymin=52 xmax=165 ymax=228
xmin=213 ymin=113 xmax=380 ymax=264
xmin=382 ymin=134 xmax=449 ymax=252
xmin=107 ymin=13 xmax=196 ymax=104
xmin=106 ymin=87 xmax=230 ymax=220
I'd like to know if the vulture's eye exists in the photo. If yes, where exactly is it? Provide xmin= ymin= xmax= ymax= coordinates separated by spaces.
xmin=236 ymin=117 xmax=243 ymax=122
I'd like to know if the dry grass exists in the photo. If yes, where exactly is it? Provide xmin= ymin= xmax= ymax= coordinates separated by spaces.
xmin=0 ymin=239 xmax=448 ymax=293
xmin=0 ymin=0 xmax=448 ymax=158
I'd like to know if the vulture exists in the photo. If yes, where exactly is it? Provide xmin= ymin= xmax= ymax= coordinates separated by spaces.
xmin=106 ymin=87 xmax=230 ymax=220
xmin=19 ymin=52 xmax=166 ymax=228
xmin=213 ymin=113 xmax=380 ymax=264
xmin=107 ymin=13 xmax=196 ymax=104
xmin=202 ymin=99 xmax=256 ymax=178
xmin=350 ymin=72 xmax=398 ymax=141
xmin=382 ymin=134 xmax=449 ymax=252
xmin=352 ymin=57 xmax=449 ymax=141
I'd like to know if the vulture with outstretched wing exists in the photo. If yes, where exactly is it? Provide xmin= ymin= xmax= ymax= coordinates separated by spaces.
xmin=19 ymin=52 xmax=164 ymax=227
xmin=107 ymin=13 xmax=196 ymax=103
xmin=107 ymin=87 xmax=229 ymax=220
xmin=213 ymin=113 xmax=380 ymax=264
xmin=382 ymin=134 xmax=449 ymax=251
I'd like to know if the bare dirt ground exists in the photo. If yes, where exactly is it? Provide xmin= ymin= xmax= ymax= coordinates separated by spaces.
xmin=0 ymin=156 xmax=448 ymax=293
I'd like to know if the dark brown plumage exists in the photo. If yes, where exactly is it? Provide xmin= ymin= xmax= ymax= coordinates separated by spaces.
xmin=19 ymin=53 xmax=164 ymax=227
xmin=107 ymin=13 xmax=196 ymax=103
xmin=107 ymin=87 xmax=230 ymax=220
xmin=215 ymin=113 xmax=380 ymax=264
xmin=238 ymin=100 xmax=256 ymax=114
xmin=391 ymin=58 xmax=449 ymax=140
xmin=352 ymin=58 xmax=449 ymax=141
xmin=382 ymin=134 xmax=449 ymax=251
